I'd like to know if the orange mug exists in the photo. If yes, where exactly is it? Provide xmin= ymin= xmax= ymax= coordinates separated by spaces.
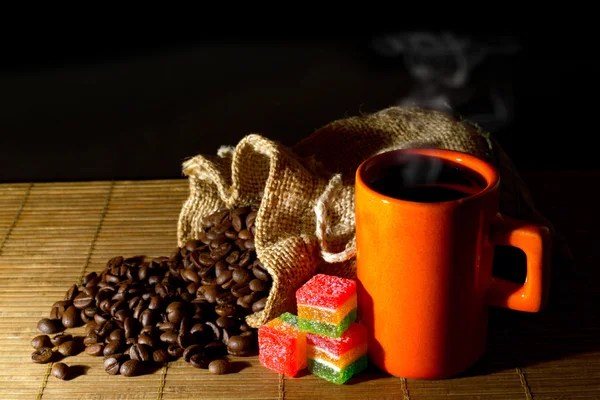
xmin=355 ymin=148 xmax=551 ymax=379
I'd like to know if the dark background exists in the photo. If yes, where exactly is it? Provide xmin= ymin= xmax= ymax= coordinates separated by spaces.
xmin=1 ymin=30 xmax=597 ymax=183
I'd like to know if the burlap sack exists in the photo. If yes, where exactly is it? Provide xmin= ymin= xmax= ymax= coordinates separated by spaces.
xmin=177 ymin=106 xmax=565 ymax=328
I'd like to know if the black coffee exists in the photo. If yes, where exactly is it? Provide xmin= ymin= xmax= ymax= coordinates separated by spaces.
xmin=368 ymin=154 xmax=486 ymax=203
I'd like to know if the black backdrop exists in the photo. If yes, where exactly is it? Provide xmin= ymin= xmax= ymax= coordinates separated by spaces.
xmin=1 ymin=30 xmax=597 ymax=183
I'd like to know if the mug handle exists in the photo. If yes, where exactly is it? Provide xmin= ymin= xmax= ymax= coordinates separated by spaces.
xmin=487 ymin=213 xmax=552 ymax=312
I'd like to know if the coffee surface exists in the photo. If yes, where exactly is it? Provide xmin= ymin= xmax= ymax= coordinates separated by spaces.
xmin=368 ymin=155 xmax=486 ymax=203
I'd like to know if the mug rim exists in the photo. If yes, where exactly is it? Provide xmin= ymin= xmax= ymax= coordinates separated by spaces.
xmin=356 ymin=148 xmax=500 ymax=207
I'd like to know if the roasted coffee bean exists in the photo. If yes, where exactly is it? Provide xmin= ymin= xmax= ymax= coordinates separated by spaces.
xmin=242 ymin=292 xmax=261 ymax=305
xmin=84 ymin=332 xmax=100 ymax=346
xmin=201 ymin=285 xmax=220 ymax=304
xmin=166 ymin=302 xmax=186 ymax=324
xmin=110 ymin=300 xmax=126 ymax=317
xmin=85 ymin=343 xmax=104 ymax=356
xmin=114 ymin=308 xmax=130 ymax=322
xmin=138 ymin=334 xmax=159 ymax=348
xmin=123 ymin=317 xmax=139 ymax=339
xmin=94 ymin=312 xmax=109 ymax=325
xmin=133 ymin=301 xmax=146 ymax=319
xmin=215 ymin=260 xmax=229 ymax=276
xmin=167 ymin=343 xmax=184 ymax=358
xmin=31 ymin=335 xmax=52 ymax=350
xmin=205 ymin=321 xmax=221 ymax=341
xmin=109 ymin=328 xmax=125 ymax=344
xmin=49 ymin=306 xmax=61 ymax=320
xmin=180 ymin=269 xmax=200 ymax=284
xmin=83 ymin=306 xmax=98 ymax=318
xmin=104 ymin=355 xmax=122 ymax=375
xmin=64 ymin=284 xmax=79 ymax=302
xmin=210 ymin=243 xmax=231 ymax=260
xmin=185 ymin=239 xmax=204 ymax=252
xmin=244 ymin=239 xmax=255 ymax=250
xmin=62 ymin=305 xmax=80 ymax=329
xmin=224 ymin=230 xmax=238 ymax=240
xmin=97 ymin=320 xmax=115 ymax=338
xmin=232 ymin=268 xmax=252 ymax=284
xmin=252 ymin=265 xmax=270 ymax=281
xmin=157 ymin=322 xmax=176 ymax=331
xmin=221 ymin=328 xmax=234 ymax=345
xmin=216 ymin=316 xmax=236 ymax=329
xmin=216 ymin=292 xmax=236 ymax=306
xmin=160 ymin=332 xmax=178 ymax=344
xmin=238 ymin=251 xmax=252 ymax=268
xmin=252 ymin=297 xmax=268 ymax=313
xmin=183 ymin=344 xmax=203 ymax=362
xmin=85 ymin=322 xmax=98 ymax=335
xmin=231 ymin=214 xmax=243 ymax=232
xmin=238 ymin=229 xmax=252 ymax=240
xmin=148 ymin=275 xmax=161 ymax=286
xmin=236 ymin=297 xmax=251 ymax=309
xmin=249 ymin=279 xmax=267 ymax=292
xmin=126 ymin=337 xmax=138 ymax=347
xmin=227 ymin=335 xmax=252 ymax=356
xmin=209 ymin=359 xmax=230 ymax=375
xmin=57 ymin=340 xmax=80 ymax=357
xmin=51 ymin=333 xmax=73 ymax=346
xmin=231 ymin=283 xmax=251 ymax=298
xmin=85 ymin=275 xmax=101 ymax=289
xmin=51 ymin=362 xmax=69 ymax=380
xmin=105 ymin=273 xmax=120 ymax=284
xmin=82 ymin=272 xmax=97 ymax=286
xmin=103 ymin=340 xmax=121 ymax=357
xmin=84 ymin=285 xmax=99 ymax=298
xmin=140 ymin=309 xmax=158 ymax=327
xmin=120 ymin=359 xmax=142 ymax=377
xmin=37 ymin=318 xmax=64 ymax=334
xmin=147 ymin=295 xmax=164 ymax=310
xmin=129 ymin=343 xmax=151 ymax=362
xmin=140 ymin=325 xmax=159 ymax=338
xmin=98 ymin=299 xmax=113 ymax=313
xmin=31 ymin=347 xmax=54 ymax=363
xmin=216 ymin=270 xmax=233 ymax=286
xmin=177 ymin=332 xmax=193 ymax=349
xmin=189 ymin=352 xmax=210 ymax=369
xmin=215 ymin=304 xmax=236 ymax=317
xmin=153 ymin=348 xmax=170 ymax=363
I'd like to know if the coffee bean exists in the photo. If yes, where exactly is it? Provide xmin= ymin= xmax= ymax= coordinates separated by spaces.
xmin=64 ymin=284 xmax=79 ymax=302
xmin=84 ymin=322 xmax=97 ymax=335
xmin=114 ymin=308 xmax=130 ymax=322
xmin=177 ymin=332 xmax=193 ymax=349
xmin=83 ymin=306 xmax=98 ymax=318
xmin=238 ymin=229 xmax=252 ymax=240
xmin=183 ymin=344 xmax=203 ymax=362
xmin=242 ymin=291 xmax=261 ymax=305
xmin=37 ymin=318 xmax=64 ymax=334
xmin=252 ymin=264 xmax=270 ymax=281
xmin=204 ymin=340 xmax=227 ymax=359
xmin=209 ymin=359 xmax=230 ymax=375
xmin=110 ymin=300 xmax=126 ymax=317
xmin=215 ymin=304 xmax=236 ymax=317
xmin=94 ymin=312 xmax=109 ymax=325
xmin=84 ymin=332 xmax=101 ymax=346
xmin=82 ymin=272 xmax=97 ymax=286
xmin=103 ymin=356 xmax=122 ymax=375
xmin=167 ymin=343 xmax=184 ymax=358
xmin=238 ymin=251 xmax=252 ymax=268
xmin=85 ymin=343 xmax=104 ymax=356
xmin=138 ymin=334 xmax=159 ymax=348
xmin=31 ymin=347 xmax=54 ymax=363
xmin=227 ymin=335 xmax=252 ymax=356
xmin=51 ymin=362 xmax=69 ymax=380
xmin=31 ymin=335 xmax=52 ymax=350
xmin=160 ymin=332 xmax=178 ymax=344
xmin=252 ymin=297 xmax=268 ymax=313
xmin=123 ymin=317 xmax=139 ymax=339
xmin=231 ymin=283 xmax=251 ymax=298
xmin=153 ymin=348 xmax=170 ymax=363
xmin=72 ymin=292 xmax=93 ymax=309
xmin=205 ymin=321 xmax=221 ymax=341
xmin=58 ymin=340 xmax=80 ymax=357
xmin=216 ymin=316 xmax=236 ymax=329
xmin=249 ymin=279 xmax=267 ymax=292
xmin=120 ymin=359 xmax=142 ymax=377
xmin=103 ymin=340 xmax=121 ymax=357
xmin=140 ymin=309 xmax=158 ymax=327
xmin=49 ymin=307 xmax=61 ymax=320
xmin=62 ymin=305 xmax=80 ymax=328
xmin=189 ymin=352 xmax=210 ymax=369
xmin=180 ymin=269 xmax=200 ymax=284
xmin=129 ymin=343 xmax=151 ymax=362
xmin=166 ymin=302 xmax=186 ymax=324
xmin=108 ymin=328 xmax=125 ymax=344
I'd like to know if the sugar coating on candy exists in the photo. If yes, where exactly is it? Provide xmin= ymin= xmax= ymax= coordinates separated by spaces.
xmin=298 ymin=308 xmax=357 ymax=338
xmin=258 ymin=313 xmax=306 ymax=377
xmin=298 ymin=294 xmax=357 ymax=325
xmin=296 ymin=274 xmax=356 ymax=310
xmin=306 ymin=322 xmax=368 ymax=356
xmin=308 ymin=355 xmax=369 ymax=385
xmin=308 ymin=343 xmax=368 ymax=369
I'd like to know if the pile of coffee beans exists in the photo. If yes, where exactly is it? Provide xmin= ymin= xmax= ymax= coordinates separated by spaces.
xmin=31 ymin=204 xmax=272 ymax=378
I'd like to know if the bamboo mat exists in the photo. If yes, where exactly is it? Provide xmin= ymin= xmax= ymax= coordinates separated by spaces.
xmin=0 ymin=176 xmax=598 ymax=400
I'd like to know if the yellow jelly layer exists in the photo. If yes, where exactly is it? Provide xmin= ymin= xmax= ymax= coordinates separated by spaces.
xmin=307 ymin=343 xmax=368 ymax=369
xmin=297 ymin=294 xmax=357 ymax=325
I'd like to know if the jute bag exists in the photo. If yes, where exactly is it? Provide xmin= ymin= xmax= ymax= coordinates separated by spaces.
xmin=177 ymin=106 xmax=565 ymax=328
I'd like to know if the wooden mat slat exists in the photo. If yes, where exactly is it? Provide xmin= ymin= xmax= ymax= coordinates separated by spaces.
xmin=0 ymin=176 xmax=598 ymax=399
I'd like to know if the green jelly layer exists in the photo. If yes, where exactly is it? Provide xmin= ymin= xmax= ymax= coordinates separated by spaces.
xmin=278 ymin=312 xmax=299 ymax=328
xmin=298 ymin=308 xmax=357 ymax=338
xmin=308 ymin=354 xmax=368 ymax=384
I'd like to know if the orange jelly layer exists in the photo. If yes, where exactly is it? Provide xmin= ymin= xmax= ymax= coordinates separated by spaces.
xmin=308 ymin=343 xmax=368 ymax=369
xmin=297 ymin=294 xmax=357 ymax=325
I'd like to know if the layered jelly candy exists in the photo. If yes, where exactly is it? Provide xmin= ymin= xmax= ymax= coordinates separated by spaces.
xmin=258 ymin=312 xmax=307 ymax=377
xmin=296 ymin=274 xmax=357 ymax=338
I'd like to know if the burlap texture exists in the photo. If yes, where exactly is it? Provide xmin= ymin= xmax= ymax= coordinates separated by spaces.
xmin=177 ymin=106 xmax=562 ymax=328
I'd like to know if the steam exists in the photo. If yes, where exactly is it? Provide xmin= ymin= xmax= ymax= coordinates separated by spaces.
xmin=400 ymin=154 xmax=444 ymax=187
